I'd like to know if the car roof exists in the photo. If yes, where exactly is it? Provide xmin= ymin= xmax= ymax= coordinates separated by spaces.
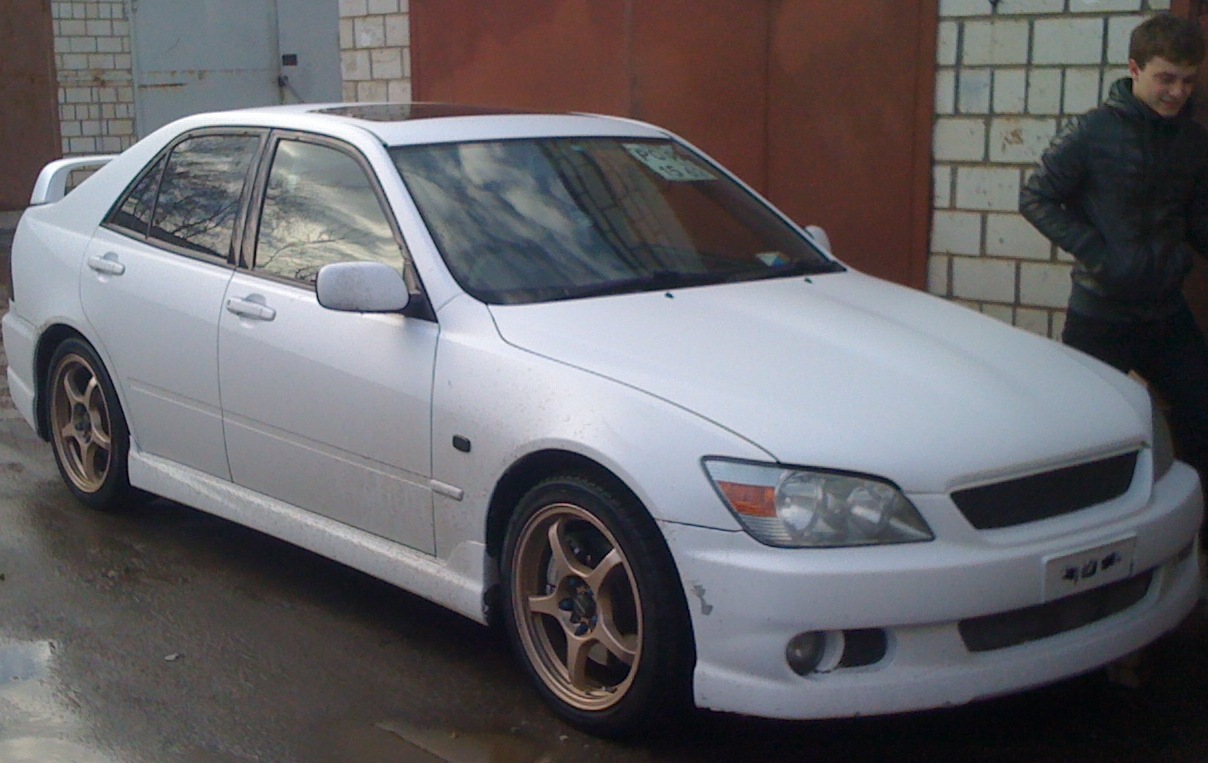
xmin=167 ymin=102 xmax=671 ymax=147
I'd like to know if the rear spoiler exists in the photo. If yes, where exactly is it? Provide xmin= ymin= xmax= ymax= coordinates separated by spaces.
xmin=30 ymin=155 xmax=118 ymax=205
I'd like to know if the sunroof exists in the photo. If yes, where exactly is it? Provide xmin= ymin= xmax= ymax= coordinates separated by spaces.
xmin=312 ymin=103 xmax=531 ymax=121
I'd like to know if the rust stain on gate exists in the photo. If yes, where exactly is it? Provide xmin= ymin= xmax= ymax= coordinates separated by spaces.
xmin=411 ymin=0 xmax=937 ymax=288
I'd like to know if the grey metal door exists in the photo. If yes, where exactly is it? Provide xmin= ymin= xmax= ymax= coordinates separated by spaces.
xmin=132 ymin=0 xmax=340 ymax=135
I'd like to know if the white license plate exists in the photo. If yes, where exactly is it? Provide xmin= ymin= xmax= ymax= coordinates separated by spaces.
xmin=1042 ymin=536 xmax=1136 ymax=602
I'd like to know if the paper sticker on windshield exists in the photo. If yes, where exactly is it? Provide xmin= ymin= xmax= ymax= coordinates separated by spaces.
xmin=624 ymin=144 xmax=716 ymax=182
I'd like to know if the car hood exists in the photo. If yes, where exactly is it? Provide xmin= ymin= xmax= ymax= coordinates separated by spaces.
xmin=487 ymin=272 xmax=1149 ymax=493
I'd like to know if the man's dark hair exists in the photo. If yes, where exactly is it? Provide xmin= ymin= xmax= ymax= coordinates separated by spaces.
xmin=1130 ymin=13 xmax=1205 ymax=68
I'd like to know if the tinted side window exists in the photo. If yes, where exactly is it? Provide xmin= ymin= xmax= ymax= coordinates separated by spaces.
xmin=148 ymin=134 xmax=260 ymax=258
xmin=108 ymin=156 xmax=164 ymax=236
xmin=254 ymin=139 xmax=400 ymax=284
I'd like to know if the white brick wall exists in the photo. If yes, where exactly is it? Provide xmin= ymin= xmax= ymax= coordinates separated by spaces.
xmin=930 ymin=0 xmax=1172 ymax=338
xmin=52 ymin=1 xmax=136 ymax=156
xmin=339 ymin=0 xmax=412 ymax=103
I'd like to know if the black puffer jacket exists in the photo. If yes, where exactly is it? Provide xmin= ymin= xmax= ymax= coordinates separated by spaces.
xmin=1019 ymin=77 xmax=1208 ymax=321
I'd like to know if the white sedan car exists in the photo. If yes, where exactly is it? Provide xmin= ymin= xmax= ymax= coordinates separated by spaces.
xmin=4 ymin=104 xmax=1202 ymax=736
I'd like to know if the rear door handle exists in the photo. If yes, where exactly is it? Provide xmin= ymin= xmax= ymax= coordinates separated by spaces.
xmin=225 ymin=297 xmax=277 ymax=321
xmin=87 ymin=253 xmax=126 ymax=276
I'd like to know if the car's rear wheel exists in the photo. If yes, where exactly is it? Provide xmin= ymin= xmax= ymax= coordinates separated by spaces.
xmin=502 ymin=473 xmax=693 ymax=737
xmin=46 ymin=338 xmax=134 ymax=510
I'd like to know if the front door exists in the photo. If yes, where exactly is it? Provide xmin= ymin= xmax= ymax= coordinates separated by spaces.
xmin=217 ymin=134 xmax=438 ymax=553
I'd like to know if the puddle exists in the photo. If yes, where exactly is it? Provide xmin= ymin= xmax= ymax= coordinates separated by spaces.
xmin=0 ymin=639 xmax=50 ymax=686
xmin=334 ymin=719 xmax=558 ymax=763
xmin=0 ymin=639 xmax=120 ymax=763
xmin=0 ymin=737 xmax=120 ymax=763
xmin=0 ymin=639 xmax=60 ymax=728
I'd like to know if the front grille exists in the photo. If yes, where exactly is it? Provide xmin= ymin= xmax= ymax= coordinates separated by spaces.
xmin=958 ymin=569 xmax=1153 ymax=653
xmin=952 ymin=451 xmax=1138 ymax=530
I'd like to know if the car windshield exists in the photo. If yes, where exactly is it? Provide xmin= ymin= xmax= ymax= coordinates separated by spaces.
xmin=390 ymin=137 xmax=841 ymax=304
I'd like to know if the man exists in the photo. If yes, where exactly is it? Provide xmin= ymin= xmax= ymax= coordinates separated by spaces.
xmin=1020 ymin=13 xmax=1208 ymax=494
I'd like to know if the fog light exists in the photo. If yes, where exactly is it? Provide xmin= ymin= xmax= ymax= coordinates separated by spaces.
xmin=786 ymin=631 xmax=826 ymax=676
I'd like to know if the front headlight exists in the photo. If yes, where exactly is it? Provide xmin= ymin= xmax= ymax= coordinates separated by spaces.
xmin=1151 ymin=394 xmax=1175 ymax=482
xmin=703 ymin=458 xmax=934 ymax=547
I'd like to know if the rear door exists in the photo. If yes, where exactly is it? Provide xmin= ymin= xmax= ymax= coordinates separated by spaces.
xmin=81 ymin=130 xmax=264 ymax=479
xmin=217 ymin=133 xmax=438 ymax=553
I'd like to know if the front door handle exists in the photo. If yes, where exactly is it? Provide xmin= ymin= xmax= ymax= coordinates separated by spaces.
xmin=87 ymin=253 xmax=126 ymax=276
xmin=225 ymin=297 xmax=277 ymax=321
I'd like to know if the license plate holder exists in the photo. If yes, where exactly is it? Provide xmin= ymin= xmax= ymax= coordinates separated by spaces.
xmin=1042 ymin=536 xmax=1136 ymax=602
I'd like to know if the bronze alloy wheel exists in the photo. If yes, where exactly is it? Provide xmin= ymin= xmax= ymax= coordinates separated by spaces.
xmin=504 ymin=474 xmax=694 ymax=736
xmin=45 ymin=338 xmax=134 ymax=511
xmin=50 ymin=350 xmax=114 ymax=494
xmin=509 ymin=501 xmax=643 ymax=713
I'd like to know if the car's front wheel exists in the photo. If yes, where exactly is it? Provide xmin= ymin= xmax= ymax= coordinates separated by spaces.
xmin=45 ymin=338 xmax=134 ymax=510
xmin=502 ymin=473 xmax=694 ymax=737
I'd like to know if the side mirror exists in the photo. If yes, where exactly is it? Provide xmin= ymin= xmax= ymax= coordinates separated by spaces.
xmin=316 ymin=261 xmax=411 ymax=313
xmin=805 ymin=225 xmax=832 ymax=254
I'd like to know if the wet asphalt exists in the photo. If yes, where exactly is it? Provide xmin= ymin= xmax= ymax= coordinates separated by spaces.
xmin=2 ymin=219 xmax=1208 ymax=762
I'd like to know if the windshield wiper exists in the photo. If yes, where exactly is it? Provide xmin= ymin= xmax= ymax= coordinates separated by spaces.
xmin=553 ymin=259 xmax=844 ymax=302
xmin=764 ymin=259 xmax=844 ymax=277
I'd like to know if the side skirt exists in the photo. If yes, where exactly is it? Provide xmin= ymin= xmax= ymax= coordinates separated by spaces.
xmin=128 ymin=449 xmax=490 ymax=625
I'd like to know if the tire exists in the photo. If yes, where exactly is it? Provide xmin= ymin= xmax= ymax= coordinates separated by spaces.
xmin=45 ymin=338 xmax=135 ymax=511
xmin=502 ymin=473 xmax=694 ymax=737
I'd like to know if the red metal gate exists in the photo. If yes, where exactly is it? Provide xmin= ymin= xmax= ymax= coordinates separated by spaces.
xmin=0 ymin=1 xmax=61 ymax=211
xmin=410 ymin=0 xmax=936 ymax=287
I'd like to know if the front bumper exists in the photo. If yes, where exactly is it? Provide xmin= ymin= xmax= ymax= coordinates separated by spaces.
xmin=665 ymin=460 xmax=1203 ymax=720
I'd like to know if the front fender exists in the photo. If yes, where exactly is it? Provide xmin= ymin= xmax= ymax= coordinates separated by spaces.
xmin=429 ymin=296 xmax=768 ymax=561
